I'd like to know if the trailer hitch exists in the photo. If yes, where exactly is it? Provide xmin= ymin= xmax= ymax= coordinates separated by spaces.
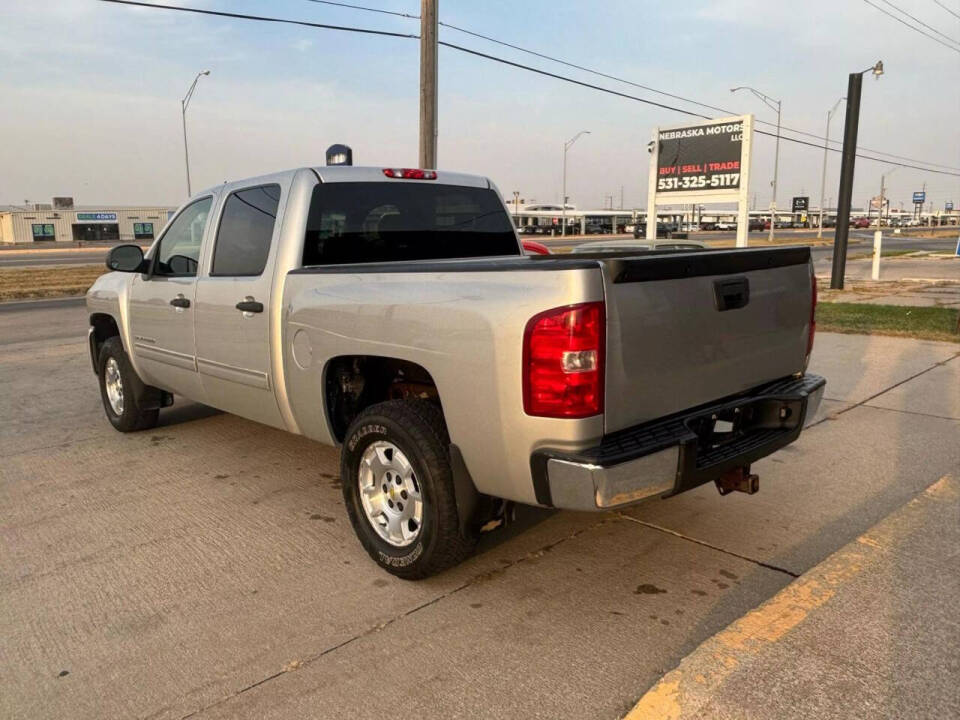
xmin=715 ymin=465 xmax=759 ymax=496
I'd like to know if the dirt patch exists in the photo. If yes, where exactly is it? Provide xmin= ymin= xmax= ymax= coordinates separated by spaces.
xmin=0 ymin=265 xmax=104 ymax=301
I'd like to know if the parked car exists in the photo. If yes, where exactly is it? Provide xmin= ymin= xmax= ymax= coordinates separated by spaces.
xmin=715 ymin=220 xmax=737 ymax=231
xmin=87 ymin=164 xmax=824 ymax=578
xmin=571 ymin=239 xmax=707 ymax=253
xmin=748 ymin=219 xmax=766 ymax=232
xmin=852 ymin=217 xmax=870 ymax=229
xmin=521 ymin=239 xmax=550 ymax=255
xmin=822 ymin=217 xmax=837 ymax=228
xmin=633 ymin=221 xmax=679 ymax=239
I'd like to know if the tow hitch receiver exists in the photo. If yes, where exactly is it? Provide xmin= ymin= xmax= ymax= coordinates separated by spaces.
xmin=716 ymin=465 xmax=759 ymax=496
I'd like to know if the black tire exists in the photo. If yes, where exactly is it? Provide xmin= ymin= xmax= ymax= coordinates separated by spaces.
xmin=340 ymin=399 xmax=477 ymax=579
xmin=97 ymin=336 xmax=159 ymax=433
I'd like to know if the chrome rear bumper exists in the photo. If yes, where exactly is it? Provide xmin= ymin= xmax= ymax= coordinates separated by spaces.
xmin=531 ymin=374 xmax=825 ymax=511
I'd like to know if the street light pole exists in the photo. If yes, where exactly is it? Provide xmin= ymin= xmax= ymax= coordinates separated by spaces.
xmin=876 ymin=166 xmax=898 ymax=229
xmin=731 ymin=86 xmax=781 ymax=242
xmin=830 ymin=60 xmax=884 ymax=290
xmin=818 ymin=96 xmax=845 ymax=239
xmin=562 ymin=130 xmax=590 ymax=237
xmin=181 ymin=70 xmax=210 ymax=197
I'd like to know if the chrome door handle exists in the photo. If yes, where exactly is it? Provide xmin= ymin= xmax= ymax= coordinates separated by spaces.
xmin=235 ymin=298 xmax=264 ymax=314
xmin=169 ymin=295 xmax=191 ymax=309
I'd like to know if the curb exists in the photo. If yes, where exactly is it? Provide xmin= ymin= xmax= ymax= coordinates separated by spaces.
xmin=624 ymin=474 xmax=958 ymax=720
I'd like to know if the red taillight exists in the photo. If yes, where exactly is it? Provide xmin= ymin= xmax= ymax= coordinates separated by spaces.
xmin=382 ymin=168 xmax=437 ymax=180
xmin=523 ymin=302 xmax=605 ymax=418
xmin=807 ymin=272 xmax=817 ymax=361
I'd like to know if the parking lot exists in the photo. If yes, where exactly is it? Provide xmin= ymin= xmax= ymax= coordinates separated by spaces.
xmin=2 ymin=302 xmax=959 ymax=719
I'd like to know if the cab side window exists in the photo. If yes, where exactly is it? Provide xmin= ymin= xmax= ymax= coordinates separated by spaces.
xmin=211 ymin=184 xmax=281 ymax=276
xmin=154 ymin=197 xmax=213 ymax=277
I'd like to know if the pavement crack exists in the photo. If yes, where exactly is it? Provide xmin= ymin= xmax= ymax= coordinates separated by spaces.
xmin=616 ymin=513 xmax=799 ymax=578
xmin=807 ymin=350 xmax=960 ymax=430
xmin=834 ymin=350 xmax=960 ymax=419
xmin=175 ymin=514 xmax=617 ymax=719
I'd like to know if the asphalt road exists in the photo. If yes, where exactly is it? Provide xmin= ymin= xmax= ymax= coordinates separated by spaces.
xmin=2 ymin=306 xmax=959 ymax=719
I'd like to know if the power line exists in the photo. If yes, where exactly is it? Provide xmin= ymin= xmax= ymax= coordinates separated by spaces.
xmin=98 ymin=0 xmax=418 ymax=39
xmin=291 ymin=0 xmax=960 ymax=170
xmin=933 ymin=0 xmax=960 ymax=21
xmin=435 ymin=19 xmax=960 ymax=171
xmin=861 ymin=0 xmax=960 ymax=53
xmin=875 ymin=0 xmax=960 ymax=46
xmin=301 ymin=0 xmax=418 ymax=20
xmin=438 ymin=41 xmax=960 ymax=177
xmin=99 ymin=0 xmax=960 ymax=177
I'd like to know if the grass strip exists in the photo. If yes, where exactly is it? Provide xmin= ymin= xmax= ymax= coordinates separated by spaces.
xmin=818 ymin=302 xmax=959 ymax=343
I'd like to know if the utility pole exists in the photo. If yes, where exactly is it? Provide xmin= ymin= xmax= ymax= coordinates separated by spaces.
xmin=830 ymin=60 xmax=884 ymax=290
xmin=818 ymin=97 xmax=845 ymax=238
xmin=418 ymin=0 xmax=438 ymax=169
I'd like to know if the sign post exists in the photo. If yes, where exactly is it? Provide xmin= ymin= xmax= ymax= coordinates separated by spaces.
xmin=648 ymin=115 xmax=753 ymax=247
xmin=913 ymin=191 xmax=926 ymax=222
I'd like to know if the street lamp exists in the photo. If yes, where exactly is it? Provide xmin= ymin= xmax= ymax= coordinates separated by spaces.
xmin=732 ymin=86 xmax=781 ymax=242
xmin=830 ymin=60 xmax=884 ymax=289
xmin=818 ymin=96 xmax=845 ymax=239
xmin=874 ymin=166 xmax=899 ymax=229
xmin=181 ymin=70 xmax=211 ymax=197
xmin=562 ymin=130 xmax=590 ymax=237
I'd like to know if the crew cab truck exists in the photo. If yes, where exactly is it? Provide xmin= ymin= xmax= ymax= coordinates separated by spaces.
xmin=87 ymin=166 xmax=824 ymax=578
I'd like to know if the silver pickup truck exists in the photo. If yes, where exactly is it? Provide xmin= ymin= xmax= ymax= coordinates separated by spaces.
xmin=86 ymin=165 xmax=824 ymax=578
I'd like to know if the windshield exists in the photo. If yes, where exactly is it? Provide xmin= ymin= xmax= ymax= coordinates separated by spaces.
xmin=302 ymin=182 xmax=520 ymax=266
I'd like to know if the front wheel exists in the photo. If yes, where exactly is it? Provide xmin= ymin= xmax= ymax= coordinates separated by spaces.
xmin=340 ymin=400 xmax=477 ymax=579
xmin=98 ymin=336 xmax=159 ymax=432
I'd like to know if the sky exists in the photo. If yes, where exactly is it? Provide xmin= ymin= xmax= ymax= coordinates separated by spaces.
xmin=1 ymin=0 xmax=958 ymax=212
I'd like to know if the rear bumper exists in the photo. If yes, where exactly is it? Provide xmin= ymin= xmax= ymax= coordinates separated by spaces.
xmin=531 ymin=373 xmax=825 ymax=511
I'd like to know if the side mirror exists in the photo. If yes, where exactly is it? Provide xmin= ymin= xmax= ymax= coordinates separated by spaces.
xmin=106 ymin=244 xmax=145 ymax=273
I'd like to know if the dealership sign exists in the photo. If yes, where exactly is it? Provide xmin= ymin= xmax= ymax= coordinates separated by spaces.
xmin=647 ymin=114 xmax=754 ymax=247
xmin=655 ymin=119 xmax=746 ymax=194
xmin=946 ymin=201 xmax=954 ymax=211
xmin=76 ymin=212 xmax=117 ymax=222
xmin=792 ymin=196 xmax=809 ymax=212
xmin=912 ymin=192 xmax=926 ymax=204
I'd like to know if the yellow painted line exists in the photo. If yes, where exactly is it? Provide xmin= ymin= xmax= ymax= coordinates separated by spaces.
xmin=625 ymin=475 xmax=956 ymax=720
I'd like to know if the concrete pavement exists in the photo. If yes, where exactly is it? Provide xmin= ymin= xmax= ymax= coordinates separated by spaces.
xmin=1 ymin=306 xmax=958 ymax=719
xmin=627 ymin=474 xmax=959 ymax=720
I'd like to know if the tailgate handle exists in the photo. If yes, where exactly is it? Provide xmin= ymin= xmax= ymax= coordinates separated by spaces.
xmin=714 ymin=277 xmax=749 ymax=311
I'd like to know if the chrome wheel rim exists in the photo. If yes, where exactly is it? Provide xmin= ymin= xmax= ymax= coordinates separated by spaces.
xmin=104 ymin=357 xmax=124 ymax=416
xmin=357 ymin=441 xmax=423 ymax=547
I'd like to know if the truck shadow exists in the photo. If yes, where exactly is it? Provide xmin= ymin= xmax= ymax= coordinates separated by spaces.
xmin=475 ymin=504 xmax=556 ymax=554
xmin=156 ymin=400 xmax=222 ymax=427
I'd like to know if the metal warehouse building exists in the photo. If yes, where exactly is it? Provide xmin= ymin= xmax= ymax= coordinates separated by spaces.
xmin=0 ymin=199 xmax=175 ymax=244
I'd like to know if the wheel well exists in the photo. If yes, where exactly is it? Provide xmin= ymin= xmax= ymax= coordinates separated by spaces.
xmin=90 ymin=313 xmax=120 ymax=360
xmin=325 ymin=356 xmax=441 ymax=442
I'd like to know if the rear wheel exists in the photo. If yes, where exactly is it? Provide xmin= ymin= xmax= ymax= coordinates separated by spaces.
xmin=98 ymin=337 xmax=159 ymax=432
xmin=340 ymin=400 xmax=477 ymax=579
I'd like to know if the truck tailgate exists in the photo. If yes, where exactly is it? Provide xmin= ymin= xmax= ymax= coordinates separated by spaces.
xmin=600 ymin=247 xmax=813 ymax=434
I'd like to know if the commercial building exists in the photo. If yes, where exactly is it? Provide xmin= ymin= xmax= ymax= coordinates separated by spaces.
xmin=0 ymin=199 xmax=175 ymax=244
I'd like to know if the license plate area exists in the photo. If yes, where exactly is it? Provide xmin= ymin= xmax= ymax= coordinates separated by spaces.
xmin=684 ymin=396 xmax=804 ymax=470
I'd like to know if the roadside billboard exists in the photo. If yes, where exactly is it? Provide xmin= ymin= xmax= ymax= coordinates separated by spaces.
xmin=647 ymin=114 xmax=753 ymax=246
xmin=913 ymin=191 xmax=926 ymax=204
xmin=792 ymin=196 xmax=809 ymax=213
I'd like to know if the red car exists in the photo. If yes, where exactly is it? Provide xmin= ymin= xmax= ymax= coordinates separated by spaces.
xmin=852 ymin=217 xmax=870 ymax=229
xmin=521 ymin=239 xmax=551 ymax=255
